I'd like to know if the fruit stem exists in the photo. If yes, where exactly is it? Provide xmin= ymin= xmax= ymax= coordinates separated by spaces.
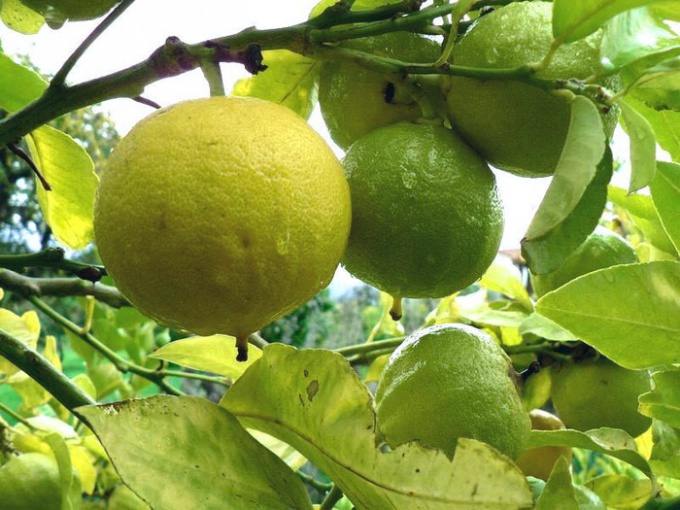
xmin=389 ymin=296 xmax=403 ymax=321
xmin=236 ymin=335 xmax=250 ymax=362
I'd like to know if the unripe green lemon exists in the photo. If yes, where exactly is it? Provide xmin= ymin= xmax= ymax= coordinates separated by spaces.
xmin=0 ymin=453 xmax=61 ymax=510
xmin=531 ymin=227 xmax=637 ymax=297
xmin=516 ymin=409 xmax=572 ymax=480
xmin=318 ymin=32 xmax=440 ymax=150
xmin=445 ymin=1 xmax=619 ymax=177
xmin=341 ymin=122 xmax=503 ymax=299
xmin=94 ymin=97 xmax=351 ymax=353
xmin=551 ymin=357 xmax=653 ymax=437
xmin=375 ymin=323 xmax=531 ymax=460
xmin=19 ymin=0 xmax=120 ymax=23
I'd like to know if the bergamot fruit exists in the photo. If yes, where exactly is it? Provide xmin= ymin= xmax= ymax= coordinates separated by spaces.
xmin=341 ymin=122 xmax=503 ymax=302
xmin=0 ymin=453 xmax=61 ymax=510
xmin=516 ymin=409 xmax=571 ymax=480
xmin=318 ymin=31 xmax=440 ymax=150
xmin=551 ymin=357 xmax=653 ymax=437
xmin=531 ymin=227 xmax=637 ymax=297
xmin=375 ymin=323 xmax=531 ymax=460
xmin=94 ymin=97 xmax=351 ymax=359
xmin=445 ymin=1 xmax=619 ymax=177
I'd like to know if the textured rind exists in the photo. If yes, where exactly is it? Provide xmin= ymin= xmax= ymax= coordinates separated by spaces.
xmin=531 ymin=227 xmax=638 ymax=297
xmin=94 ymin=97 xmax=351 ymax=338
xmin=342 ymin=122 xmax=503 ymax=298
xmin=446 ymin=1 xmax=620 ymax=177
xmin=375 ymin=324 xmax=531 ymax=460
xmin=551 ymin=358 xmax=653 ymax=437
xmin=318 ymin=32 xmax=440 ymax=150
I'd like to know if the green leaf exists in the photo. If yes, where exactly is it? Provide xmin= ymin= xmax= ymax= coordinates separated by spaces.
xmin=232 ymin=50 xmax=319 ymax=119
xmin=650 ymin=161 xmax=680 ymax=253
xmin=526 ymin=428 xmax=653 ymax=479
xmin=519 ymin=313 xmax=575 ymax=341
xmin=552 ymin=0 xmax=666 ymax=43
xmin=523 ymin=148 xmax=612 ymax=274
xmin=26 ymin=125 xmax=98 ymax=250
xmin=149 ymin=335 xmax=262 ymax=380
xmin=77 ymin=395 xmax=312 ymax=510
xmin=526 ymin=97 xmax=605 ymax=240
xmin=535 ymin=457 xmax=583 ymax=510
xmin=0 ymin=51 xmax=47 ymax=111
xmin=608 ymin=185 xmax=677 ymax=255
xmin=309 ymin=0 xmax=392 ymax=18
xmin=585 ymin=474 xmax=653 ymax=510
xmin=536 ymin=261 xmax=680 ymax=369
xmin=639 ymin=370 xmax=680 ymax=427
xmin=649 ymin=420 xmax=680 ymax=478
xmin=44 ymin=433 xmax=81 ymax=510
xmin=620 ymin=99 xmax=658 ymax=192
xmin=0 ymin=0 xmax=44 ymax=34
xmin=627 ymin=98 xmax=680 ymax=161
xmin=222 ymin=344 xmax=534 ymax=509
xmin=480 ymin=256 xmax=533 ymax=311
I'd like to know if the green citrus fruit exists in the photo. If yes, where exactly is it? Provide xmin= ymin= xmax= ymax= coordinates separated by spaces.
xmin=318 ymin=32 xmax=440 ymax=150
xmin=531 ymin=227 xmax=637 ymax=297
xmin=19 ymin=0 xmax=120 ymax=23
xmin=551 ymin=357 xmax=653 ymax=437
xmin=94 ymin=97 xmax=351 ymax=350
xmin=375 ymin=323 xmax=531 ymax=459
xmin=516 ymin=409 xmax=571 ymax=480
xmin=0 ymin=453 xmax=61 ymax=510
xmin=341 ymin=122 xmax=503 ymax=299
xmin=445 ymin=1 xmax=619 ymax=177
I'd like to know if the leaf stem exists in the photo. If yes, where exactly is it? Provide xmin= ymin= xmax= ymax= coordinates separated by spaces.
xmin=296 ymin=470 xmax=333 ymax=492
xmin=334 ymin=337 xmax=404 ymax=357
xmin=51 ymin=0 xmax=137 ymax=87
xmin=319 ymin=484 xmax=344 ymax=510
xmin=0 ymin=328 xmax=95 ymax=410
xmin=0 ymin=401 xmax=35 ymax=428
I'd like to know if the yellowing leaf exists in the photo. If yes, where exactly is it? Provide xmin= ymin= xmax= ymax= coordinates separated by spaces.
xmin=0 ymin=0 xmax=44 ymax=34
xmin=0 ymin=51 xmax=47 ymax=111
xmin=650 ymin=161 xmax=680 ymax=253
xmin=149 ymin=335 xmax=261 ymax=380
xmin=26 ymin=125 xmax=98 ymax=249
xmin=480 ymin=255 xmax=533 ymax=311
xmin=0 ymin=309 xmax=40 ymax=375
xmin=232 ymin=50 xmax=319 ymax=119
xmin=68 ymin=444 xmax=98 ymax=495
xmin=223 ymin=344 xmax=534 ymax=509
xmin=639 ymin=370 xmax=680 ymax=427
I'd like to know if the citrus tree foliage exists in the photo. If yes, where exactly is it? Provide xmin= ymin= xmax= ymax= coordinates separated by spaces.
xmin=1 ymin=1 xmax=680 ymax=509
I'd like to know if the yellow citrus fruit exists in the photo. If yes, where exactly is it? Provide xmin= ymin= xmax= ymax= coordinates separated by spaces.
xmin=341 ymin=122 xmax=503 ymax=299
xmin=531 ymin=227 xmax=637 ymax=297
xmin=94 ymin=97 xmax=351 ymax=352
xmin=318 ymin=31 xmax=440 ymax=150
xmin=0 ymin=453 xmax=61 ymax=510
xmin=445 ymin=1 xmax=619 ymax=177
xmin=516 ymin=409 xmax=572 ymax=480
xmin=19 ymin=0 xmax=120 ymax=22
xmin=551 ymin=357 xmax=653 ymax=437
xmin=375 ymin=323 xmax=531 ymax=460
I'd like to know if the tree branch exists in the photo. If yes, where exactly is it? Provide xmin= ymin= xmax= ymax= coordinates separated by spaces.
xmin=0 ymin=268 xmax=129 ymax=308
xmin=0 ymin=328 xmax=95 ymax=410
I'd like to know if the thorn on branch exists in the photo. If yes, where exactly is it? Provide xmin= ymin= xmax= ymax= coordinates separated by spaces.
xmin=132 ymin=96 xmax=162 ymax=109
xmin=7 ymin=142 xmax=52 ymax=191
xmin=520 ymin=360 xmax=541 ymax=382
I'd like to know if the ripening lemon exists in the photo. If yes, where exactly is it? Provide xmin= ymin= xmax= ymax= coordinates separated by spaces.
xmin=94 ymin=97 xmax=351 ymax=359
xmin=341 ymin=122 xmax=503 ymax=304
xmin=551 ymin=357 xmax=653 ymax=437
xmin=375 ymin=323 xmax=531 ymax=460
xmin=19 ymin=0 xmax=120 ymax=23
xmin=531 ymin=227 xmax=638 ymax=297
xmin=318 ymin=31 xmax=440 ymax=150
xmin=516 ymin=409 xmax=572 ymax=480
xmin=445 ymin=1 xmax=619 ymax=177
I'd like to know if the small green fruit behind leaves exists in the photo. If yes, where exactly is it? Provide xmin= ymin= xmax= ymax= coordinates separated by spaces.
xmin=318 ymin=31 xmax=440 ymax=150
xmin=0 ymin=453 xmax=61 ymax=510
xmin=446 ymin=1 xmax=619 ymax=177
xmin=375 ymin=323 xmax=531 ymax=460
xmin=341 ymin=122 xmax=503 ymax=299
xmin=531 ymin=226 xmax=638 ymax=297
xmin=551 ymin=357 xmax=653 ymax=437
